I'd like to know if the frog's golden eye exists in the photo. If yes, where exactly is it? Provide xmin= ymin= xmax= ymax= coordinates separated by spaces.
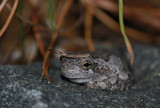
xmin=82 ymin=61 xmax=92 ymax=70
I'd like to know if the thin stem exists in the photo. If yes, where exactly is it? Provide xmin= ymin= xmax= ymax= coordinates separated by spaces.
xmin=0 ymin=0 xmax=8 ymax=13
xmin=0 ymin=0 xmax=19 ymax=38
xmin=18 ymin=0 xmax=25 ymax=63
xmin=119 ymin=0 xmax=134 ymax=65
xmin=41 ymin=0 xmax=73 ymax=83
xmin=85 ymin=4 xmax=95 ymax=51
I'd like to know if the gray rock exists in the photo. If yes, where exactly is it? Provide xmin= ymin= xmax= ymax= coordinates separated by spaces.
xmin=0 ymin=44 xmax=160 ymax=108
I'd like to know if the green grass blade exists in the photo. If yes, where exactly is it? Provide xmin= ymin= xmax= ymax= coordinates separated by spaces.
xmin=18 ymin=0 xmax=25 ymax=63
xmin=119 ymin=0 xmax=134 ymax=65
xmin=47 ymin=0 xmax=56 ymax=29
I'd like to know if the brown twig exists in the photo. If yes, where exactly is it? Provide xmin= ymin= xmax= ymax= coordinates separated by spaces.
xmin=41 ymin=0 xmax=73 ymax=83
xmin=0 ymin=0 xmax=8 ymax=13
xmin=0 ymin=0 xmax=19 ymax=38
xmin=26 ymin=0 xmax=45 ymax=56
xmin=84 ymin=3 xmax=95 ymax=51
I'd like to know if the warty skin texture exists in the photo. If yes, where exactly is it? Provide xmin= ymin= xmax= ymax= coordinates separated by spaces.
xmin=60 ymin=51 xmax=133 ymax=91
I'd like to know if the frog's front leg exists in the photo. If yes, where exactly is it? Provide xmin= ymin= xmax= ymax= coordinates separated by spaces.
xmin=86 ymin=80 xmax=110 ymax=89
xmin=86 ymin=76 xmax=124 ymax=90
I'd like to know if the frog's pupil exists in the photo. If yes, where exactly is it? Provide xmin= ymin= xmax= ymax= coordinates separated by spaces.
xmin=84 ymin=62 xmax=90 ymax=67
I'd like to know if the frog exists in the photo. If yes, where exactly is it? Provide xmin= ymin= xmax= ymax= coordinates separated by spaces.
xmin=51 ymin=50 xmax=133 ymax=91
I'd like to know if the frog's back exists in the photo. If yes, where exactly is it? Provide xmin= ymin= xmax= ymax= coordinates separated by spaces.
xmin=89 ymin=50 xmax=133 ymax=90
xmin=90 ymin=50 xmax=119 ymax=62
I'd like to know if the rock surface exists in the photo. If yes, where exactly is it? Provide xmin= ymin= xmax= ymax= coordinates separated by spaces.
xmin=0 ymin=44 xmax=160 ymax=108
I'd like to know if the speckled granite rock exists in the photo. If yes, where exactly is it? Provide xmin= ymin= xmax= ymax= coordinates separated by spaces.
xmin=0 ymin=44 xmax=160 ymax=108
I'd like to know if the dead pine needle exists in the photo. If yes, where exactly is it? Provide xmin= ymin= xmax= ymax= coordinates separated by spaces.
xmin=94 ymin=8 xmax=153 ymax=44
xmin=0 ymin=0 xmax=19 ymax=38
xmin=31 ymin=13 xmax=46 ymax=56
xmin=85 ymin=4 xmax=95 ymax=51
xmin=41 ymin=0 xmax=73 ymax=83
xmin=26 ymin=0 xmax=46 ymax=56
xmin=0 ymin=0 xmax=8 ymax=13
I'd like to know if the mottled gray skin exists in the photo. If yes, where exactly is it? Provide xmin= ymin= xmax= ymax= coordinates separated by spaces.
xmin=60 ymin=50 xmax=133 ymax=91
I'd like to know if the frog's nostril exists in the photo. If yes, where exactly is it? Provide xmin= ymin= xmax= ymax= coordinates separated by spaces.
xmin=60 ymin=56 xmax=67 ymax=62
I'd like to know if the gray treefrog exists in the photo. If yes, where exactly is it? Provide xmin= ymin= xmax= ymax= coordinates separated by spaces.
xmin=51 ymin=50 xmax=133 ymax=91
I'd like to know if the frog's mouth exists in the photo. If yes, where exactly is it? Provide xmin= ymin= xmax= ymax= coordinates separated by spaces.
xmin=69 ymin=78 xmax=91 ymax=83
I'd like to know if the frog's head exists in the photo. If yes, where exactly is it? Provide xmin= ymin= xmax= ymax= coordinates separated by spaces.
xmin=60 ymin=52 xmax=99 ymax=83
xmin=49 ymin=49 xmax=99 ymax=83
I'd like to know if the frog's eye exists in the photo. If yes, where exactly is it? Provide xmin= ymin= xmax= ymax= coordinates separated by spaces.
xmin=82 ymin=61 xmax=92 ymax=70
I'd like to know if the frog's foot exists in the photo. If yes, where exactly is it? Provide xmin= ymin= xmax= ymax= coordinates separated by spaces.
xmin=86 ymin=81 xmax=108 ymax=89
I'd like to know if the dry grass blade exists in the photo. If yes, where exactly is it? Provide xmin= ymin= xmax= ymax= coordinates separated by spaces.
xmin=94 ymin=8 xmax=153 ymax=43
xmin=41 ymin=0 xmax=73 ymax=83
xmin=85 ymin=4 xmax=95 ymax=51
xmin=0 ymin=0 xmax=8 ymax=13
xmin=0 ymin=0 xmax=19 ymax=38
